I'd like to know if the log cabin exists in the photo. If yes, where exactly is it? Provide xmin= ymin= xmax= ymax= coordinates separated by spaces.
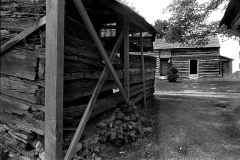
xmin=0 ymin=0 xmax=160 ymax=159
xmin=153 ymin=36 xmax=233 ymax=79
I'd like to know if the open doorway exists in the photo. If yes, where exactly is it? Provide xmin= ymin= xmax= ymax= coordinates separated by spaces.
xmin=160 ymin=58 xmax=170 ymax=76
xmin=190 ymin=60 xmax=198 ymax=75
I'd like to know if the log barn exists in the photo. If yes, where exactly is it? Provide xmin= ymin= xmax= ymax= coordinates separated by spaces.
xmin=153 ymin=36 xmax=233 ymax=79
xmin=0 ymin=0 xmax=159 ymax=159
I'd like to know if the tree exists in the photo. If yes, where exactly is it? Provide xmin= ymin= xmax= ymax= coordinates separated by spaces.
xmin=116 ymin=0 xmax=137 ymax=12
xmin=154 ymin=0 xmax=234 ymax=46
xmin=154 ymin=19 xmax=169 ymax=38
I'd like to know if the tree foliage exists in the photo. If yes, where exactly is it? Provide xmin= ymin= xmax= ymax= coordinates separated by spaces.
xmin=116 ymin=0 xmax=137 ymax=12
xmin=154 ymin=0 xmax=235 ymax=46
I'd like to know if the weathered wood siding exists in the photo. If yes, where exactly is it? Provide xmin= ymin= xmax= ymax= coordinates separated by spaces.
xmin=0 ymin=1 xmax=156 ymax=158
xmin=171 ymin=48 xmax=221 ymax=78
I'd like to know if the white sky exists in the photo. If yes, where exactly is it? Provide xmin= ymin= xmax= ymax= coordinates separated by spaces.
xmin=125 ymin=0 xmax=227 ymax=25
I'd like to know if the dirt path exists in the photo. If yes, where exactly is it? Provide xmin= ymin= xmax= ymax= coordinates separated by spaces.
xmin=99 ymin=79 xmax=240 ymax=160
xmin=155 ymin=93 xmax=240 ymax=160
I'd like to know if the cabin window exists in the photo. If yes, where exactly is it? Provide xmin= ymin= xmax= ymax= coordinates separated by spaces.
xmin=190 ymin=60 xmax=198 ymax=74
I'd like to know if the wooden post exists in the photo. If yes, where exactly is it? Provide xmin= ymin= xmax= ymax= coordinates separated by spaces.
xmin=219 ymin=57 xmax=223 ymax=78
xmin=140 ymin=33 xmax=147 ymax=109
xmin=45 ymin=0 xmax=64 ymax=160
xmin=124 ymin=18 xmax=130 ymax=100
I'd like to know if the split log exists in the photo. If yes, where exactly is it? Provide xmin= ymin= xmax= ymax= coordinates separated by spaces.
xmin=0 ymin=76 xmax=44 ymax=105
xmin=64 ymin=80 xmax=117 ymax=102
xmin=65 ymin=16 xmax=91 ymax=41
xmin=0 ymin=132 xmax=35 ymax=158
xmin=0 ymin=111 xmax=44 ymax=135
xmin=0 ymin=48 xmax=40 ymax=80
xmin=130 ymin=71 xmax=155 ymax=84
xmin=0 ymin=17 xmax=38 ymax=32
xmin=0 ymin=94 xmax=44 ymax=122
xmin=63 ymin=80 xmax=154 ymax=119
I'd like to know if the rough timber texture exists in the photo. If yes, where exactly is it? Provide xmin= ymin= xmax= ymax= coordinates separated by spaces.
xmin=0 ymin=0 xmax=156 ymax=159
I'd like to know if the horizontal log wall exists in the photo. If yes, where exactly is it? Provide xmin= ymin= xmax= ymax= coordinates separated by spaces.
xmin=171 ymin=49 xmax=220 ymax=78
xmin=0 ymin=1 xmax=156 ymax=158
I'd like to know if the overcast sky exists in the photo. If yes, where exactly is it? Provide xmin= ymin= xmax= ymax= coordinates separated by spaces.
xmin=125 ymin=0 xmax=226 ymax=25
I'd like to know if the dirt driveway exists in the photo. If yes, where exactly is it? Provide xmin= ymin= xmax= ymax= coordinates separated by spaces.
xmin=154 ymin=78 xmax=240 ymax=160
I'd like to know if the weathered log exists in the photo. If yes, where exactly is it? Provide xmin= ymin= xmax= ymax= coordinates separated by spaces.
xmin=0 ymin=111 xmax=44 ymax=135
xmin=64 ymin=80 xmax=117 ymax=102
xmin=0 ymin=132 xmax=36 ymax=158
xmin=0 ymin=48 xmax=40 ymax=80
xmin=0 ymin=93 xmax=44 ymax=111
xmin=130 ymin=71 xmax=155 ymax=84
xmin=0 ymin=95 xmax=45 ymax=123
xmin=64 ymin=33 xmax=102 ymax=60
xmin=0 ymin=17 xmax=38 ymax=32
xmin=63 ymin=80 xmax=154 ymax=119
xmin=65 ymin=16 xmax=91 ymax=41
xmin=0 ymin=76 xmax=44 ymax=105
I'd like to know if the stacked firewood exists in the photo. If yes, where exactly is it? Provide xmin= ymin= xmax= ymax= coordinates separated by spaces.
xmin=97 ymin=105 xmax=143 ymax=146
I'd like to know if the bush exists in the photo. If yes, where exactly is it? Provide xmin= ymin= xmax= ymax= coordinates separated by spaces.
xmin=166 ymin=66 xmax=178 ymax=82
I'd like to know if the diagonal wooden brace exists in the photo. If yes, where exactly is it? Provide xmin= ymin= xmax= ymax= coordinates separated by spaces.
xmin=73 ymin=0 xmax=130 ymax=105
xmin=64 ymin=19 xmax=128 ymax=160
xmin=1 ymin=16 xmax=46 ymax=56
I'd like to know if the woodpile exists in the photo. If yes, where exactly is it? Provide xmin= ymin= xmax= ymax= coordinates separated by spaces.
xmin=0 ymin=0 xmax=156 ymax=159
xmin=97 ymin=105 xmax=144 ymax=147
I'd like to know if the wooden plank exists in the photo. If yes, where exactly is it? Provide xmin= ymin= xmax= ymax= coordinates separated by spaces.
xmin=45 ymin=0 xmax=64 ymax=160
xmin=64 ymin=20 xmax=127 ymax=160
xmin=124 ymin=18 xmax=130 ymax=100
xmin=0 ymin=93 xmax=45 ymax=111
xmin=72 ymin=0 xmax=129 ymax=105
xmin=0 ymin=16 xmax=46 ymax=55
xmin=0 ymin=76 xmax=44 ymax=105
xmin=140 ymin=33 xmax=147 ymax=109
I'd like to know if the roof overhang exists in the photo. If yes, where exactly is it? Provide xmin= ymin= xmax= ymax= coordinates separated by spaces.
xmin=219 ymin=0 xmax=240 ymax=31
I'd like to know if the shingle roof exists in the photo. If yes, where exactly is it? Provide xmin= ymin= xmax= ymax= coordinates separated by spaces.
xmin=153 ymin=36 xmax=220 ymax=50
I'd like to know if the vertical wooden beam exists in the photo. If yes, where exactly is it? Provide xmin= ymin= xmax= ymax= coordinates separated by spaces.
xmin=140 ymin=32 xmax=147 ymax=109
xmin=219 ymin=57 xmax=223 ymax=78
xmin=45 ymin=0 xmax=64 ymax=160
xmin=124 ymin=18 xmax=130 ymax=100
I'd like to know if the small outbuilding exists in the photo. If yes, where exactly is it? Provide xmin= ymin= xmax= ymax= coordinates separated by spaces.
xmin=153 ymin=36 xmax=233 ymax=78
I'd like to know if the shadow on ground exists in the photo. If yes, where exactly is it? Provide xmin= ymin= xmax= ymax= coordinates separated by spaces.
xmin=99 ymin=78 xmax=240 ymax=160
xmin=156 ymin=95 xmax=240 ymax=160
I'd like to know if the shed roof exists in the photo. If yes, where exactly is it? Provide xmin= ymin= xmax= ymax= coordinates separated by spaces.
xmin=220 ymin=55 xmax=234 ymax=61
xmin=153 ymin=36 xmax=220 ymax=50
xmin=79 ymin=0 xmax=160 ymax=36
xmin=219 ymin=0 xmax=240 ymax=31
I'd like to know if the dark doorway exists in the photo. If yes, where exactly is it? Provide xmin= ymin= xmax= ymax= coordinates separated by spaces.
xmin=190 ymin=60 xmax=198 ymax=74
xmin=222 ymin=61 xmax=231 ymax=77
xmin=160 ymin=58 xmax=170 ymax=76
